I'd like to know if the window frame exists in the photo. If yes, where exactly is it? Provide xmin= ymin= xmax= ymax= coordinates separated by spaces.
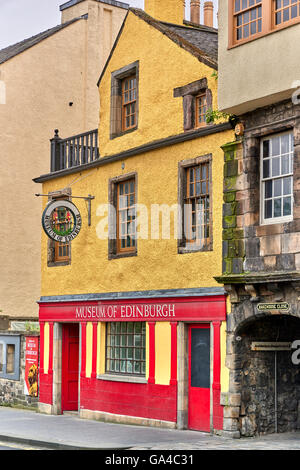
xmin=173 ymin=78 xmax=212 ymax=132
xmin=260 ymin=131 xmax=294 ymax=226
xmin=108 ymin=172 xmax=138 ymax=259
xmin=105 ymin=322 xmax=146 ymax=377
xmin=110 ymin=61 xmax=139 ymax=140
xmin=0 ymin=335 xmax=20 ymax=381
xmin=121 ymin=75 xmax=137 ymax=132
xmin=178 ymin=154 xmax=213 ymax=254
xmin=229 ymin=0 xmax=300 ymax=48
xmin=195 ymin=93 xmax=208 ymax=129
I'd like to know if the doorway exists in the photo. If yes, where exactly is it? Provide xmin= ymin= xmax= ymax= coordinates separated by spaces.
xmin=61 ymin=323 xmax=79 ymax=412
xmin=188 ymin=324 xmax=211 ymax=432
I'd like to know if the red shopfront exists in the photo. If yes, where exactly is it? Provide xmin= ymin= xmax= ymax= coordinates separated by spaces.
xmin=38 ymin=294 xmax=226 ymax=432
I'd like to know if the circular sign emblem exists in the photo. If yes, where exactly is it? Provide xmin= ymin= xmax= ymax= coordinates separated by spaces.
xmin=42 ymin=200 xmax=82 ymax=243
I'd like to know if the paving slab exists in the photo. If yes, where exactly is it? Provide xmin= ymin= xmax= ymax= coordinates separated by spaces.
xmin=1 ymin=407 xmax=300 ymax=450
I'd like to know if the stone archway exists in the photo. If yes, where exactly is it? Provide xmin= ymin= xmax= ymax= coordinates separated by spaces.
xmin=225 ymin=310 xmax=300 ymax=437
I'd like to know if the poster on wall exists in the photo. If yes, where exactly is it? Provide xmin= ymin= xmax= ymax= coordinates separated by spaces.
xmin=24 ymin=337 xmax=39 ymax=397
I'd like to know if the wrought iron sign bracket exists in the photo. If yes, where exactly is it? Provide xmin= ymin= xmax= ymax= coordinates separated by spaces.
xmin=35 ymin=194 xmax=95 ymax=226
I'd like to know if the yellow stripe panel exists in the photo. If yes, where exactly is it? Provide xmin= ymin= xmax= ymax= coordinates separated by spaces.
xmin=44 ymin=323 xmax=49 ymax=375
xmin=85 ymin=322 xmax=93 ymax=378
xmin=155 ymin=322 xmax=171 ymax=385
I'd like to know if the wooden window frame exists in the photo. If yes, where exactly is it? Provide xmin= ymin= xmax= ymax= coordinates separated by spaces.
xmin=228 ymin=0 xmax=300 ymax=48
xmin=108 ymin=172 xmax=138 ymax=260
xmin=178 ymin=154 xmax=213 ymax=254
xmin=47 ymin=188 xmax=72 ymax=267
xmin=195 ymin=93 xmax=208 ymax=129
xmin=110 ymin=61 xmax=139 ymax=140
xmin=122 ymin=75 xmax=137 ymax=132
xmin=105 ymin=322 xmax=146 ymax=377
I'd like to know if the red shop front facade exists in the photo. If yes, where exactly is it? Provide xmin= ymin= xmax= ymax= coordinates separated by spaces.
xmin=38 ymin=291 xmax=226 ymax=432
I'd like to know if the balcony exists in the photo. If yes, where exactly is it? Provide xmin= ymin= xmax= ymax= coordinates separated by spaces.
xmin=50 ymin=129 xmax=99 ymax=172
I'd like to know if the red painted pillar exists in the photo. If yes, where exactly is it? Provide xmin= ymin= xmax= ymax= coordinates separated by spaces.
xmin=81 ymin=322 xmax=87 ymax=379
xmin=148 ymin=322 xmax=156 ymax=384
xmin=212 ymin=321 xmax=223 ymax=430
xmin=91 ymin=322 xmax=98 ymax=379
xmin=170 ymin=322 xmax=178 ymax=386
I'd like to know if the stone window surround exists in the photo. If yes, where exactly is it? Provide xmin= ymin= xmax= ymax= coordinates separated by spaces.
xmin=47 ymin=188 xmax=72 ymax=267
xmin=108 ymin=172 xmax=138 ymax=260
xmin=173 ymin=77 xmax=212 ymax=132
xmin=177 ymin=154 xmax=213 ymax=254
xmin=110 ymin=61 xmax=139 ymax=140
xmin=0 ymin=334 xmax=20 ymax=381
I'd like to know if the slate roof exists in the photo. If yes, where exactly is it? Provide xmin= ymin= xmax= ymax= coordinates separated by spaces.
xmin=131 ymin=9 xmax=218 ymax=70
xmin=98 ymin=8 xmax=218 ymax=86
xmin=0 ymin=16 xmax=86 ymax=65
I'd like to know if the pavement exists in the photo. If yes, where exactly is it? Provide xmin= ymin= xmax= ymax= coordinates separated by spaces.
xmin=1 ymin=406 xmax=300 ymax=450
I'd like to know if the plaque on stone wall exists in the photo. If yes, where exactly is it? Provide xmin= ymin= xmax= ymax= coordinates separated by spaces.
xmin=257 ymin=302 xmax=290 ymax=313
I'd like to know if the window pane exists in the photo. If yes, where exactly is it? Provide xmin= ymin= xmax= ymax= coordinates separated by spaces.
xmin=283 ymin=197 xmax=292 ymax=216
xmin=106 ymin=322 xmax=145 ymax=376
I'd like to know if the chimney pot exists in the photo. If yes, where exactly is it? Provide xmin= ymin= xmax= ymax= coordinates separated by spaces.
xmin=190 ymin=0 xmax=200 ymax=24
xmin=204 ymin=1 xmax=214 ymax=28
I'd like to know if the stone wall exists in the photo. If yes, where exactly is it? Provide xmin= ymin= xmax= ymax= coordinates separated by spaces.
xmin=0 ymin=331 xmax=39 ymax=408
xmin=221 ymin=99 xmax=300 ymax=276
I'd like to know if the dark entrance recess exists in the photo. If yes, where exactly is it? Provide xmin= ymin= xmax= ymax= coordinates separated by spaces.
xmin=188 ymin=324 xmax=211 ymax=432
xmin=235 ymin=315 xmax=300 ymax=436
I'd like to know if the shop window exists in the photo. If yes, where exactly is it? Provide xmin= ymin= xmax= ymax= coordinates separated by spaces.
xmin=178 ymin=155 xmax=213 ymax=253
xmin=108 ymin=173 xmax=137 ymax=259
xmin=173 ymin=78 xmax=212 ymax=132
xmin=106 ymin=322 xmax=146 ymax=376
xmin=0 ymin=335 xmax=20 ymax=381
xmin=260 ymin=131 xmax=294 ymax=224
xmin=229 ymin=0 xmax=300 ymax=48
xmin=110 ymin=61 xmax=139 ymax=139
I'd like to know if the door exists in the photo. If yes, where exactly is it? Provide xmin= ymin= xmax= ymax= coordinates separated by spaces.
xmin=188 ymin=324 xmax=210 ymax=432
xmin=62 ymin=323 xmax=79 ymax=412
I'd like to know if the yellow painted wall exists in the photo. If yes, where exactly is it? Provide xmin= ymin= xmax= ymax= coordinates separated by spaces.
xmin=98 ymin=10 xmax=220 ymax=157
xmin=41 ymin=127 xmax=232 ymax=296
xmin=44 ymin=323 xmax=49 ymax=375
xmin=85 ymin=322 xmax=93 ymax=378
xmin=155 ymin=322 xmax=171 ymax=385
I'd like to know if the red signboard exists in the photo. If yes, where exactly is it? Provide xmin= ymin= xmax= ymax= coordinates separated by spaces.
xmin=24 ymin=337 xmax=39 ymax=397
xmin=39 ymin=296 xmax=226 ymax=323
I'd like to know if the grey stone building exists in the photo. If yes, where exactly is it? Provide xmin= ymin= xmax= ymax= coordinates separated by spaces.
xmin=216 ymin=0 xmax=300 ymax=437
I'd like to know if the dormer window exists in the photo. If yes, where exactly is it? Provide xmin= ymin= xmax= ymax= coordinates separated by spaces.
xmin=195 ymin=93 xmax=208 ymax=129
xmin=110 ymin=61 xmax=139 ymax=139
xmin=122 ymin=75 xmax=137 ymax=131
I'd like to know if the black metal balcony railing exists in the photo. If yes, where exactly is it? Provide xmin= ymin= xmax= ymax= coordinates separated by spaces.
xmin=50 ymin=129 xmax=100 ymax=172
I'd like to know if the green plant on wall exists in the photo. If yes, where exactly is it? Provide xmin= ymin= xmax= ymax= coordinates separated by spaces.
xmin=206 ymin=108 xmax=239 ymax=129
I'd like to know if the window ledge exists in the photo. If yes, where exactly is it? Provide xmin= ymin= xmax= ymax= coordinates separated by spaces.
xmin=97 ymin=373 xmax=147 ymax=384
xmin=178 ymin=244 xmax=212 ymax=254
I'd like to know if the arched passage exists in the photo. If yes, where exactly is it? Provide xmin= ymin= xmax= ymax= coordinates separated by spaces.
xmin=234 ymin=315 xmax=300 ymax=436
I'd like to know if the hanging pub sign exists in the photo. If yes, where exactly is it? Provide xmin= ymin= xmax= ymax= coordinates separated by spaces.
xmin=42 ymin=200 xmax=82 ymax=243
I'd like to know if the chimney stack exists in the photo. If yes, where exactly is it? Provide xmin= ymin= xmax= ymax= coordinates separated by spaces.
xmin=203 ymin=1 xmax=214 ymax=28
xmin=190 ymin=0 xmax=200 ymax=24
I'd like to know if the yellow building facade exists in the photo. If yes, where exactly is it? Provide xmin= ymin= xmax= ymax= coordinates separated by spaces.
xmin=34 ymin=1 xmax=234 ymax=432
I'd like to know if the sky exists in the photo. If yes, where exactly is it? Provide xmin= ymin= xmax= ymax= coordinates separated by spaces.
xmin=0 ymin=0 xmax=218 ymax=50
